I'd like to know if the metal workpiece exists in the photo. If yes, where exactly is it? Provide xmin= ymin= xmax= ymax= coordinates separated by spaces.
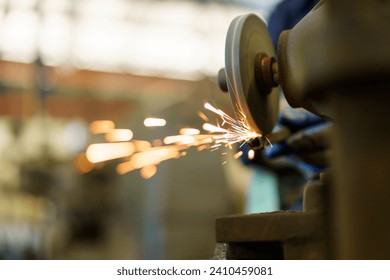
xmin=214 ymin=180 xmax=327 ymax=260
xmin=223 ymin=13 xmax=280 ymax=136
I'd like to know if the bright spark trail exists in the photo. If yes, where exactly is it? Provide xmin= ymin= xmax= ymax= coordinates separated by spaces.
xmin=78 ymin=103 xmax=263 ymax=179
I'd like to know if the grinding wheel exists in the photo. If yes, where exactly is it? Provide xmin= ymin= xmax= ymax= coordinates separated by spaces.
xmin=224 ymin=14 xmax=280 ymax=136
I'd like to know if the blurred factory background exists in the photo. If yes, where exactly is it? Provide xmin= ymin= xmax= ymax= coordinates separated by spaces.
xmin=0 ymin=0 xmax=282 ymax=259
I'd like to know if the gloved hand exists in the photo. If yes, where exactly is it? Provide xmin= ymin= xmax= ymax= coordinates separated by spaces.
xmin=264 ymin=107 xmax=332 ymax=179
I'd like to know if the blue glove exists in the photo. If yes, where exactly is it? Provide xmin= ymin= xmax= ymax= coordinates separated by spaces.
xmin=264 ymin=107 xmax=331 ymax=179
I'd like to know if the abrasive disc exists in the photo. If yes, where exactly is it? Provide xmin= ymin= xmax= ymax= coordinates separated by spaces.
xmin=225 ymin=14 xmax=280 ymax=135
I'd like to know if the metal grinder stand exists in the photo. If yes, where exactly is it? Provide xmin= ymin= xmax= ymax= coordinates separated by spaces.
xmin=216 ymin=0 xmax=390 ymax=259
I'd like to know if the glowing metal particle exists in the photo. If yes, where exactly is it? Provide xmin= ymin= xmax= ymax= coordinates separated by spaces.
xmin=233 ymin=151 xmax=243 ymax=159
xmin=197 ymin=111 xmax=209 ymax=122
xmin=140 ymin=165 xmax=157 ymax=179
xmin=75 ymin=152 xmax=95 ymax=173
xmin=248 ymin=149 xmax=255 ymax=160
xmin=89 ymin=120 xmax=115 ymax=134
xmin=86 ymin=142 xmax=135 ymax=163
xmin=85 ymin=100 xmax=266 ymax=179
xmin=179 ymin=128 xmax=200 ymax=135
xmin=163 ymin=135 xmax=195 ymax=145
xmin=197 ymin=144 xmax=209 ymax=151
xmin=105 ymin=129 xmax=133 ymax=142
xmin=132 ymin=140 xmax=152 ymax=151
xmin=144 ymin=118 xmax=167 ymax=127
xmin=129 ymin=146 xmax=182 ymax=169
xmin=202 ymin=102 xmax=262 ymax=148
xmin=152 ymin=139 xmax=163 ymax=147
xmin=116 ymin=160 xmax=135 ymax=175
xmin=203 ymin=123 xmax=227 ymax=133
xmin=204 ymin=102 xmax=222 ymax=115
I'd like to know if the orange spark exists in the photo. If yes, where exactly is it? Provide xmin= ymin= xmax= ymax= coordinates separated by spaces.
xmin=105 ymin=129 xmax=133 ymax=142
xmin=179 ymin=128 xmax=200 ymax=135
xmin=84 ymin=101 xmax=266 ymax=179
xmin=140 ymin=165 xmax=158 ymax=179
xmin=89 ymin=120 xmax=115 ymax=134
xmin=233 ymin=151 xmax=243 ymax=159
xmin=86 ymin=142 xmax=135 ymax=163
xmin=144 ymin=118 xmax=167 ymax=127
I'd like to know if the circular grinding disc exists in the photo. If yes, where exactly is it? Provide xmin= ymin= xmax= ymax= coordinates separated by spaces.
xmin=225 ymin=14 xmax=280 ymax=135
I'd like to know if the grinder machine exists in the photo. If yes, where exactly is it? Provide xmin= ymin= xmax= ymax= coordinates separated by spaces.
xmin=215 ymin=0 xmax=390 ymax=259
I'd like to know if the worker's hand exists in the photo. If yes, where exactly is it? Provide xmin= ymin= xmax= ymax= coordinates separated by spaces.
xmin=264 ymin=107 xmax=332 ymax=178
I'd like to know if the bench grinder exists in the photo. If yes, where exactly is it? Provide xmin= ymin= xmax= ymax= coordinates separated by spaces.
xmin=216 ymin=0 xmax=390 ymax=259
